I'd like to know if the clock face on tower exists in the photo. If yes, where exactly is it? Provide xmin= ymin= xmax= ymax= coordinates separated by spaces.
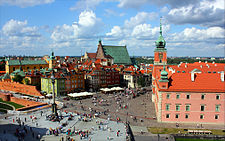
xmin=159 ymin=53 xmax=163 ymax=60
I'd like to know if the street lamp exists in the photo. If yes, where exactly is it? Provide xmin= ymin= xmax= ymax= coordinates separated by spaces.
xmin=51 ymin=70 xmax=58 ymax=117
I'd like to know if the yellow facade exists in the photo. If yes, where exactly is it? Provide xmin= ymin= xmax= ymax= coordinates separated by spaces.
xmin=6 ymin=63 xmax=49 ymax=74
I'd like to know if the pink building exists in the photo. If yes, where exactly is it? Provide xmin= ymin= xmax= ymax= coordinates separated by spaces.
xmin=152 ymin=20 xmax=225 ymax=125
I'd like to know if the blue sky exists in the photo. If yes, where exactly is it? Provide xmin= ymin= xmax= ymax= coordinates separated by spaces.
xmin=0 ymin=0 xmax=224 ymax=57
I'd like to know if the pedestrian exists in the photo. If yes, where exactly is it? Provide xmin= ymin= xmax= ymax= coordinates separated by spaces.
xmin=117 ymin=131 xmax=119 ymax=137
xmin=13 ymin=119 xmax=15 ymax=123
xmin=24 ymin=117 xmax=26 ymax=122
xmin=22 ymin=122 xmax=24 ymax=126
xmin=36 ymin=122 xmax=38 ymax=127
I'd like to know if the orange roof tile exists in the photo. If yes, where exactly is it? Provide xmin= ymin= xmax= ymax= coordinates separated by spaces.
xmin=159 ymin=73 xmax=225 ymax=92
xmin=87 ymin=53 xmax=97 ymax=59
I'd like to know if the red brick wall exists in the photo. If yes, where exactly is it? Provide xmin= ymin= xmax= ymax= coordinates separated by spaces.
xmin=0 ymin=93 xmax=11 ymax=101
xmin=10 ymin=97 xmax=43 ymax=107
xmin=0 ymin=81 xmax=42 ymax=97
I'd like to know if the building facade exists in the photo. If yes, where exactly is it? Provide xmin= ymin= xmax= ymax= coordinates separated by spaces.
xmin=5 ymin=59 xmax=48 ymax=74
xmin=152 ymin=20 xmax=225 ymax=125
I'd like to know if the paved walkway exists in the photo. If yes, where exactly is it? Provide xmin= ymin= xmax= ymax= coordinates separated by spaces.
xmin=0 ymin=108 xmax=126 ymax=141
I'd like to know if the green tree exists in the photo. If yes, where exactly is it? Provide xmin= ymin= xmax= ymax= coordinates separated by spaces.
xmin=12 ymin=74 xmax=23 ymax=84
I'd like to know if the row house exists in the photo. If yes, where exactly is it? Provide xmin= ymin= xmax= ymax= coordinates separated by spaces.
xmin=41 ymin=72 xmax=66 ymax=97
xmin=80 ymin=60 xmax=120 ymax=91
xmin=122 ymin=65 xmax=152 ymax=88
xmin=64 ymin=70 xmax=85 ymax=93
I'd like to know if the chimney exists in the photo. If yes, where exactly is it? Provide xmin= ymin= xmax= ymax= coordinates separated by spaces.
xmin=185 ymin=64 xmax=187 ymax=68
xmin=200 ymin=65 xmax=202 ymax=68
xmin=221 ymin=71 xmax=224 ymax=82
xmin=191 ymin=73 xmax=195 ymax=82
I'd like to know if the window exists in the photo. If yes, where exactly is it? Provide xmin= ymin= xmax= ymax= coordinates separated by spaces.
xmin=200 ymin=114 xmax=204 ymax=119
xmin=201 ymin=105 xmax=205 ymax=111
xmin=176 ymin=105 xmax=180 ymax=111
xmin=201 ymin=94 xmax=205 ymax=100
xmin=13 ymin=67 xmax=15 ymax=71
xmin=186 ymin=105 xmax=190 ymax=111
xmin=27 ymin=67 xmax=29 ymax=70
xmin=186 ymin=94 xmax=190 ymax=99
xmin=185 ymin=114 xmax=189 ymax=119
xmin=215 ymin=115 xmax=219 ymax=119
xmin=166 ymin=114 xmax=170 ymax=118
xmin=166 ymin=104 xmax=170 ymax=111
xmin=215 ymin=105 xmax=220 ymax=112
xmin=166 ymin=94 xmax=170 ymax=99
xmin=216 ymin=95 xmax=220 ymax=100
xmin=176 ymin=94 xmax=180 ymax=99
xmin=175 ymin=114 xmax=179 ymax=118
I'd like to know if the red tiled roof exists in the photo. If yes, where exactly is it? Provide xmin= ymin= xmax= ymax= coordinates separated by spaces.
xmin=87 ymin=53 xmax=96 ymax=59
xmin=159 ymin=73 xmax=225 ymax=92
xmin=95 ymin=59 xmax=101 ymax=64
xmin=169 ymin=63 xmax=225 ymax=73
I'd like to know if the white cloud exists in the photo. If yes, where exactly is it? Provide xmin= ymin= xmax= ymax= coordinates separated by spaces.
xmin=131 ymin=24 xmax=170 ymax=40
xmin=167 ymin=0 xmax=225 ymax=27
xmin=106 ymin=26 xmax=123 ymax=37
xmin=171 ymin=27 xmax=224 ymax=41
xmin=50 ymin=10 xmax=102 ymax=48
xmin=2 ymin=20 xmax=38 ymax=36
xmin=124 ymin=12 xmax=158 ymax=28
xmin=117 ymin=0 xmax=149 ymax=8
xmin=160 ymin=6 xmax=169 ymax=13
xmin=0 ymin=19 xmax=46 ymax=55
xmin=78 ymin=10 xmax=99 ymax=27
xmin=70 ymin=0 xmax=105 ymax=11
xmin=0 ymin=0 xmax=54 ymax=8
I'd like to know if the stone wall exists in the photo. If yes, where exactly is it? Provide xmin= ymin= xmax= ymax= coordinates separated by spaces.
xmin=0 ymin=81 xmax=42 ymax=97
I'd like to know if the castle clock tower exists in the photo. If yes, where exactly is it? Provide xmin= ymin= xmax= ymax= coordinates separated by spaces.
xmin=152 ymin=18 xmax=168 ymax=100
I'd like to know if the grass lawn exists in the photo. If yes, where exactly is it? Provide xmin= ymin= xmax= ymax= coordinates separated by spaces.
xmin=148 ymin=127 xmax=225 ymax=136
xmin=0 ymin=103 xmax=14 ymax=110
xmin=0 ymin=108 xmax=7 ymax=113
xmin=0 ymin=98 xmax=24 ymax=109
xmin=175 ymin=138 xmax=222 ymax=141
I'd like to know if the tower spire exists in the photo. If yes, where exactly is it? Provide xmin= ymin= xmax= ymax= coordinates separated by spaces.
xmin=155 ymin=17 xmax=166 ymax=49
xmin=160 ymin=17 xmax=162 ymax=36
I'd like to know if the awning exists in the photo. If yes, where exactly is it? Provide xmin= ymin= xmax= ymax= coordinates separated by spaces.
xmin=67 ymin=92 xmax=94 ymax=98
xmin=46 ymin=94 xmax=52 ymax=97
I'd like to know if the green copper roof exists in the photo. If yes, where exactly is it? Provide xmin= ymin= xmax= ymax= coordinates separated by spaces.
xmin=10 ymin=69 xmax=25 ymax=77
xmin=160 ymin=66 xmax=168 ymax=81
xmin=155 ymin=18 xmax=166 ymax=49
xmin=8 ymin=60 xmax=47 ymax=66
xmin=2 ymin=73 xmax=10 ymax=79
xmin=102 ymin=45 xmax=132 ymax=65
